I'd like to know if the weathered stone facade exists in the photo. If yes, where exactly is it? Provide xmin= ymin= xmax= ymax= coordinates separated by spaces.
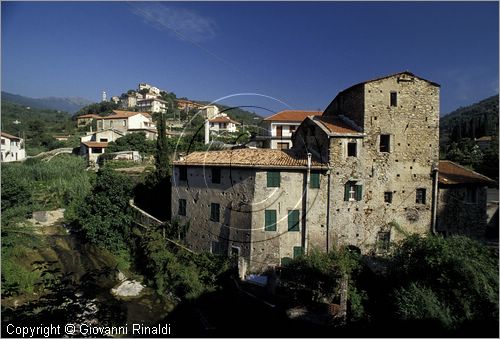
xmin=293 ymin=72 xmax=440 ymax=252
xmin=172 ymin=72 xmax=444 ymax=272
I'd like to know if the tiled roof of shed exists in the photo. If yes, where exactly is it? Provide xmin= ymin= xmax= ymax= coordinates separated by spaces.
xmin=438 ymin=160 xmax=495 ymax=185
xmin=174 ymin=148 xmax=326 ymax=169
xmin=313 ymin=116 xmax=362 ymax=135
xmin=264 ymin=110 xmax=323 ymax=122
xmin=82 ymin=141 xmax=109 ymax=148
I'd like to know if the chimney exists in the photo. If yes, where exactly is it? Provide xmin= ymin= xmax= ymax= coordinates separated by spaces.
xmin=204 ymin=119 xmax=210 ymax=145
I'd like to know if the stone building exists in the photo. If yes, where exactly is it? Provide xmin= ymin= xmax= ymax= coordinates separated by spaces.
xmin=436 ymin=160 xmax=495 ymax=238
xmin=172 ymin=71 xmax=442 ymax=272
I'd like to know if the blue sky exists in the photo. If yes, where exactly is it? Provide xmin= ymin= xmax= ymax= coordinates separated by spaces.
xmin=1 ymin=1 xmax=498 ymax=116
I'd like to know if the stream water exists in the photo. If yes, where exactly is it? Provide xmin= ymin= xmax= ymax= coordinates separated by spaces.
xmin=1 ymin=223 xmax=174 ymax=338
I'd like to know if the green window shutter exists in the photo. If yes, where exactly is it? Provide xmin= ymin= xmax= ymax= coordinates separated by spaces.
xmin=293 ymin=246 xmax=303 ymax=259
xmin=344 ymin=182 xmax=350 ymax=201
xmin=355 ymin=184 xmax=363 ymax=201
xmin=288 ymin=210 xmax=300 ymax=232
xmin=210 ymin=203 xmax=220 ymax=222
xmin=267 ymin=171 xmax=280 ymax=187
xmin=265 ymin=210 xmax=277 ymax=231
xmin=310 ymin=172 xmax=320 ymax=188
xmin=281 ymin=257 xmax=293 ymax=266
xmin=179 ymin=199 xmax=186 ymax=216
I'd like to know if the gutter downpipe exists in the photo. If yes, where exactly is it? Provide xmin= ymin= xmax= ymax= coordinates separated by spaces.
xmin=326 ymin=170 xmax=331 ymax=253
xmin=303 ymin=153 xmax=312 ymax=254
xmin=431 ymin=166 xmax=439 ymax=235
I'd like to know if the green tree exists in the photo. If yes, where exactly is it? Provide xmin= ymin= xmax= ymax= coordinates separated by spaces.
xmin=73 ymin=168 xmax=133 ymax=252
xmin=389 ymin=235 xmax=498 ymax=330
xmin=155 ymin=112 xmax=171 ymax=180
xmin=106 ymin=132 xmax=155 ymax=156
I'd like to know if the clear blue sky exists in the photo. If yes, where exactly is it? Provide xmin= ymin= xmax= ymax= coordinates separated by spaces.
xmin=2 ymin=1 xmax=498 ymax=116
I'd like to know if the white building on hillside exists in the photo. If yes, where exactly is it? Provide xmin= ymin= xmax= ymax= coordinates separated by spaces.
xmin=263 ymin=110 xmax=323 ymax=149
xmin=1 ymin=132 xmax=26 ymax=162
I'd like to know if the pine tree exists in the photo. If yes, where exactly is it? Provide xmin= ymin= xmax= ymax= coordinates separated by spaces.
xmin=155 ymin=112 xmax=171 ymax=180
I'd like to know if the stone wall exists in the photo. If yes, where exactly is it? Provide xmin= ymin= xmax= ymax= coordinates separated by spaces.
xmin=436 ymin=185 xmax=489 ymax=238
xmin=323 ymin=85 xmax=365 ymax=128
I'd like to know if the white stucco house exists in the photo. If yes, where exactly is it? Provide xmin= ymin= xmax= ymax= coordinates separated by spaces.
xmin=209 ymin=116 xmax=240 ymax=133
xmin=263 ymin=110 xmax=323 ymax=149
xmin=1 ymin=132 xmax=26 ymax=162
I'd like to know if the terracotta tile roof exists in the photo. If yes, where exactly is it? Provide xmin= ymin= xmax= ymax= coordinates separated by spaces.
xmin=1 ymin=131 xmax=22 ymax=140
xmin=98 ymin=110 xmax=151 ymax=120
xmin=208 ymin=116 xmax=240 ymax=124
xmin=82 ymin=141 xmax=109 ymax=148
xmin=264 ymin=110 xmax=323 ymax=122
xmin=174 ymin=148 xmax=326 ymax=169
xmin=438 ymin=160 xmax=495 ymax=185
xmin=77 ymin=114 xmax=101 ymax=119
xmin=313 ymin=116 xmax=362 ymax=135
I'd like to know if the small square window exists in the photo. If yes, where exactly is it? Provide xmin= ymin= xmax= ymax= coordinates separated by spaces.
xmin=344 ymin=181 xmax=363 ymax=201
xmin=380 ymin=134 xmax=391 ymax=153
xmin=210 ymin=203 xmax=220 ymax=222
xmin=384 ymin=192 xmax=393 ymax=203
xmin=179 ymin=167 xmax=187 ymax=181
xmin=416 ymin=188 xmax=426 ymax=204
xmin=377 ymin=231 xmax=391 ymax=252
xmin=212 ymin=168 xmax=221 ymax=184
xmin=390 ymin=92 xmax=397 ymax=107
xmin=293 ymin=246 xmax=303 ymax=259
xmin=347 ymin=142 xmax=357 ymax=157
xmin=178 ymin=199 xmax=186 ymax=216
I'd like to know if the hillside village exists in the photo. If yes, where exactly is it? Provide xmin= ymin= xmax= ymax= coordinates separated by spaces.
xmin=1 ymin=71 xmax=499 ymax=336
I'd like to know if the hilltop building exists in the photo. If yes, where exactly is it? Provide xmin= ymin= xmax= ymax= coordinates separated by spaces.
xmin=208 ymin=115 xmax=241 ymax=133
xmin=1 ymin=131 xmax=26 ymax=162
xmin=263 ymin=110 xmax=323 ymax=149
xmin=177 ymin=99 xmax=203 ymax=111
xmin=172 ymin=71 xmax=448 ymax=272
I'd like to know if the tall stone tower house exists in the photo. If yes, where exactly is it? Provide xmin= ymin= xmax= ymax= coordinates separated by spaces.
xmin=293 ymin=71 xmax=440 ymax=251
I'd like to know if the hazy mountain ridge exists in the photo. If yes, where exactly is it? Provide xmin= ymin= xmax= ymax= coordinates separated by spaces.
xmin=1 ymin=91 xmax=92 ymax=114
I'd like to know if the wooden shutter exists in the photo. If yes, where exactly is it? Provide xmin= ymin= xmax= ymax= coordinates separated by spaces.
xmin=267 ymin=171 xmax=280 ymax=187
xmin=355 ymin=184 xmax=363 ymax=201
xmin=288 ymin=210 xmax=300 ymax=232
xmin=344 ymin=182 xmax=350 ymax=201
xmin=293 ymin=246 xmax=303 ymax=258
xmin=265 ymin=210 xmax=277 ymax=231
xmin=310 ymin=172 xmax=320 ymax=188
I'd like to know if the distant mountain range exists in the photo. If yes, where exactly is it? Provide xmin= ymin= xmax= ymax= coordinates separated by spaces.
xmin=1 ymin=91 xmax=93 ymax=114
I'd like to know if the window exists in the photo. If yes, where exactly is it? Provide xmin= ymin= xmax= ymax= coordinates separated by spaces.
xmin=99 ymin=138 xmax=108 ymax=142
xmin=277 ymin=142 xmax=289 ymax=150
xmin=122 ymin=120 xmax=127 ymax=126
xmin=390 ymin=92 xmax=397 ymax=107
xmin=380 ymin=134 xmax=391 ymax=153
xmin=210 ymin=203 xmax=220 ymax=222
xmin=212 ymin=168 xmax=221 ymax=184
xmin=92 ymin=147 xmax=103 ymax=154
xmin=347 ymin=142 xmax=357 ymax=157
xmin=310 ymin=172 xmax=320 ymax=189
xmin=293 ymin=246 xmax=303 ymax=259
xmin=466 ymin=187 xmax=477 ymax=203
xmin=416 ymin=188 xmax=426 ymax=204
xmin=231 ymin=246 xmax=240 ymax=257
xmin=384 ymin=192 xmax=393 ymax=203
xmin=377 ymin=232 xmax=391 ymax=252
xmin=344 ymin=181 xmax=363 ymax=201
xmin=288 ymin=210 xmax=300 ymax=232
xmin=179 ymin=167 xmax=187 ymax=181
xmin=276 ymin=126 xmax=283 ymax=137
xmin=178 ymin=199 xmax=186 ymax=216
xmin=265 ymin=210 xmax=277 ymax=231
xmin=1 ymin=139 xmax=5 ymax=145
xmin=267 ymin=171 xmax=280 ymax=187
xmin=289 ymin=125 xmax=296 ymax=133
